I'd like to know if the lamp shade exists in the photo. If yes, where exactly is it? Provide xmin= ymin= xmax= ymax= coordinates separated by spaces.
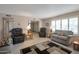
xmin=26 ymin=24 xmax=31 ymax=30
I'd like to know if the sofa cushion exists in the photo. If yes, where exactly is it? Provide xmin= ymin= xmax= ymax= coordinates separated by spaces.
xmin=60 ymin=32 xmax=64 ymax=36
xmin=55 ymin=30 xmax=73 ymax=36
xmin=58 ymin=36 xmax=68 ymax=40
xmin=52 ymin=34 xmax=68 ymax=41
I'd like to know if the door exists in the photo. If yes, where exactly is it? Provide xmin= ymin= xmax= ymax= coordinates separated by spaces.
xmin=31 ymin=21 xmax=39 ymax=32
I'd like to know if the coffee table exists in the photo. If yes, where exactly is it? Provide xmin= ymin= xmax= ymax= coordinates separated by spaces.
xmin=35 ymin=43 xmax=49 ymax=51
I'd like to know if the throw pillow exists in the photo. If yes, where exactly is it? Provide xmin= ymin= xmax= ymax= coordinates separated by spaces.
xmin=60 ymin=32 xmax=64 ymax=36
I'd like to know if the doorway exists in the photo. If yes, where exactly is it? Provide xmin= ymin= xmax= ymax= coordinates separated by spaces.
xmin=31 ymin=21 xmax=39 ymax=33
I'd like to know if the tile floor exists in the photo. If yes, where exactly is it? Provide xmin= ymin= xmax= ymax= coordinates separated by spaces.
xmin=0 ymin=33 xmax=79 ymax=54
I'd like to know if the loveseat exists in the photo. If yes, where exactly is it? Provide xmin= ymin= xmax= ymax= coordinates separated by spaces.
xmin=51 ymin=30 xmax=73 ymax=46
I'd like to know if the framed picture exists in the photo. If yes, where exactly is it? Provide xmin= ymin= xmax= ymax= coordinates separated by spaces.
xmin=46 ymin=23 xmax=49 ymax=26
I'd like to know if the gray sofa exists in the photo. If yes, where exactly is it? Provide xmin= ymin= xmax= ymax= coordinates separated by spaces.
xmin=51 ymin=30 xmax=73 ymax=46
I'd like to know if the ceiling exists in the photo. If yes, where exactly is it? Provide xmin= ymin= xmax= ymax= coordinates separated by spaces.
xmin=0 ymin=4 xmax=79 ymax=18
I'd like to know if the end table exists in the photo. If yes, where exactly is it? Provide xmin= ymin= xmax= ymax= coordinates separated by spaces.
xmin=73 ymin=41 xmax=79 ymax=51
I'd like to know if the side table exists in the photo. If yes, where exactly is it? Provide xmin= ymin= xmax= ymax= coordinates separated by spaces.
xmin=73 ymin=41 xmax=79 ymax=51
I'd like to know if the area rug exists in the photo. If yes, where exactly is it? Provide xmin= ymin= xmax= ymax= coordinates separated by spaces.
xmin=20 ymin=41 xmax=72 ymax=54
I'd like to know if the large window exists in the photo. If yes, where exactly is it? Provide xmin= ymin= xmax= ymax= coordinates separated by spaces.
xmin=51 ymin=20 xmax=56 ymax=32
xmin=62 ymin=19 xmax=68 ymax=30
xmin=51 ymin=17 xmax=78 ymax=34
xmin=56 ymin=20 xmax=61 ymax=30
xmin=69 ymin=17 xmax=78 ymax=34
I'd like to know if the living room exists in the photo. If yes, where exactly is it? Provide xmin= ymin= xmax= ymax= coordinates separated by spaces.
xmin=0 ymin=4 xmax=79 ymax=54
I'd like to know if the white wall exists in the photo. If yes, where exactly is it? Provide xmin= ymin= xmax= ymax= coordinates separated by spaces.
xmin=41 ymin=19 xmax=51 ymax=33
xmin=12 ymin=15 xmax=29 ymax=34
xmin=0 ymin=13 xmax=42 ymax=41
xmin=9 ymin=16 xmax=42 ymax=33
